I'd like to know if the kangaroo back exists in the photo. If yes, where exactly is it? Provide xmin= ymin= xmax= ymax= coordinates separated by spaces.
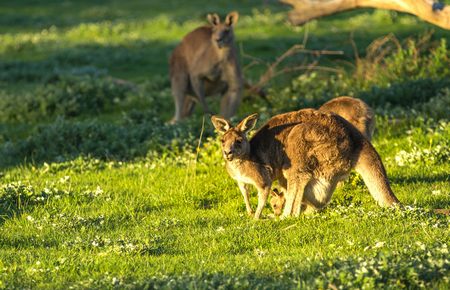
xmin=354 ymin=139 xmax=400 ymax=207
xmin=319 ymin=96 xmax=375 ymax=141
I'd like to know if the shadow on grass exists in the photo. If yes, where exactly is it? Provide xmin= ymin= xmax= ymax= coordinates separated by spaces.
xmin=0 ymin=0 xmax=282 ymax=33
xmin=391 ymin=173 xmax=450 ymax=209
xmin=391 ymin=173 xmax=449 ymax=185
xmin=132 ymin=252 xmax=450 ymax=289
xmin=0 ymin=117 xmax=210 ymax=170
xmin=0 ymin=182 xmax=48 ymax=226
xmin=0 ymin=40 xmax=176 ymax=82
xmin=0 ymin=38 xmax=201 ymax=169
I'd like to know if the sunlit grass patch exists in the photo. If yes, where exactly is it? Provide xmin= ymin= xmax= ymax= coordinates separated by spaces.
xmin=0 ymin=0 xmax=449 ymax=288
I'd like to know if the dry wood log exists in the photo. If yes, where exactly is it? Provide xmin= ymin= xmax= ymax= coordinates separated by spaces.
xmin=280 ymin=0 xmax=450 ymax=30
xmin=434 ymin=209 xmax=450 ymax=215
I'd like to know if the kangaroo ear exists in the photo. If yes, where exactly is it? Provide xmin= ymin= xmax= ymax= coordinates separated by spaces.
xmin=270 ymin=189 xmax=279 ymax=197
xmin=225 ymin=11 xmax=239 ymax=26
xmin=237 ymin=113 xmax=258 ymax=134
xmin=270 ymin=188 xmax=283 ymax=197
xmin=211 ymin=115 xmax=231 ymax=134
xmin=207 ymin=13 xmax=221 ymax=26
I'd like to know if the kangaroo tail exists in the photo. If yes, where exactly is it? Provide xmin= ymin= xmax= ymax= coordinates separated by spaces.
xmin=354 ymin=140 xmax=401 ymax=207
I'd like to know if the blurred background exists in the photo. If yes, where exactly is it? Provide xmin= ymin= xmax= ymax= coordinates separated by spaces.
xmin=1 ymin=0 xmax=449 ymax=166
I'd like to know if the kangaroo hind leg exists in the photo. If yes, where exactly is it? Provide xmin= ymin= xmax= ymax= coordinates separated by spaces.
xmin=182 ymin=95 xmax=196 ymax=118
xmin=190 ymin=76 xmax=211 ymax=115
xmin=354 ymin=140 xmax=401 ymax=207
xmin=303 ymin=178 xmax=338 ymax=211
xmin=282 ymin=173 xmax=311 ymax=218
xmin=170 ymin=72 xmax=189 ymax=123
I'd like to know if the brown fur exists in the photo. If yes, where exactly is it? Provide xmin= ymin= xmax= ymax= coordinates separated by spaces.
xmin=319 ymin=96 xmax=375 ymax=141
xmin=270 ymin=96 xmax=376 ymax=215
xmin=212 ymin=109 xmax=400 ymax=219
xmin=170 ymin=11 xmax=243 ymax=123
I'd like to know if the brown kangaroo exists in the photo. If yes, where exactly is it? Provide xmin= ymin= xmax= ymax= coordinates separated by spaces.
xmin=270 ymin=96 xmax=375 ymax=215
xmin=319 ymin=96 xmax=375 ymax=141
xmin=169 ymin=11 xmax=243 ymax=123
xmin=211 ymin=109 xmax=400 ymax=219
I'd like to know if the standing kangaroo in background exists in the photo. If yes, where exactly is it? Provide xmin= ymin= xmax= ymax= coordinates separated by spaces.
xmin=212 ymin=109 xmax=400 ymax=219
xmin=170 ymin=11 xmax=243 ymax=123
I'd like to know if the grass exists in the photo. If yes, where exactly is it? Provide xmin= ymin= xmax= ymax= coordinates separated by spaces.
xmin=0 ymin=0 xmax=449 ymax=288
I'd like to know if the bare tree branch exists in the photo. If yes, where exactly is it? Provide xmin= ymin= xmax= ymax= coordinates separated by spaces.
xmin=252 ymin=46 xmax=343 ymax=88
xmin=280 ymin=0 xmax=450 ymax=30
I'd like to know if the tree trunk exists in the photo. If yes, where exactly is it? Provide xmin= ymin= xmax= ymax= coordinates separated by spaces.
xmin=280 ymin=0 xmax=450 ymax=30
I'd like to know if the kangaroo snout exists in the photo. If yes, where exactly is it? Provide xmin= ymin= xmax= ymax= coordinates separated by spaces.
xmin=216 ymin=38 xmax=225 ymax=47
xmin=223 ymin=150 xmax=234 ymax=160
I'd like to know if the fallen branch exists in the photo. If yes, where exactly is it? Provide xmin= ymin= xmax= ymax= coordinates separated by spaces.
xmin=434 ymin=209 xmax=450 ymax=215
xmin=280 ymin=0 xmax=450 ymax=30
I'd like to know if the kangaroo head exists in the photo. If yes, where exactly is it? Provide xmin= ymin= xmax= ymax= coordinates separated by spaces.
xmin=270 ymin=188 xmax=285 ymax=216
xmin=211 ymin=113 xmax=258 ymax=161
xmin=207 ymin=11 xmax=239 ymax=49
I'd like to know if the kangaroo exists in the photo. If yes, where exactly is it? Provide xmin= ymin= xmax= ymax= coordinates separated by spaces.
xmin=211 ymin=109 xmax=400 ymax=219
xmin=169 ymin=11 xmax=243 ymax=123
xmin=319 ymin=96 xmax=375 ymax=141
xmin=270 ymin=96 xmax=375 ymax=215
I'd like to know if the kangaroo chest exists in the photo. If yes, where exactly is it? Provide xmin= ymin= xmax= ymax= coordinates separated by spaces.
xmin=226 ymin=162 xmax=257 ymax=185
xmin=204 ymin=62 xmax=224 ymax=81
xmin=225 ymin=160 xmax=272 ymax=188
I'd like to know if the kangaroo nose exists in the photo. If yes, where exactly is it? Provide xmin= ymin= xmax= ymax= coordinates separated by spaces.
xmin=224 ymin=150 xmax=234 ymax=160
xmin=216 ymin=39 xmax=224 ymax=48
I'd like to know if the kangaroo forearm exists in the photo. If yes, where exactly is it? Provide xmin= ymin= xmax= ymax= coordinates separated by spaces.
xmin=254 ymin=187 xmax=270 ymax=219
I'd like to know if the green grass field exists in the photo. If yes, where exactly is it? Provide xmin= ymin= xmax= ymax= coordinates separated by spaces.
xmin=1 ymin=0 xmax=449 ymax=288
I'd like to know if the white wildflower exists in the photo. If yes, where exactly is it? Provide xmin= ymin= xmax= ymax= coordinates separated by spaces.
xmin=255 ymin=248 xmax=266 ymax=257
xmin=374 ymin=241 xmax=385 ymax=248
xmin=431 ymin=190 xmax=442 ymax=196
xmin=112 ymin=277 xmax=120 ymax=286
xmin=439 ymin=244 xmax=448 ymax=254
xmin=94 ymin=186 xmax=103 ymax=196
xmin=59 ymin=175 xmax=70 ymax=184
xmin=416 ymin=241 xmax=426 ymax=251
